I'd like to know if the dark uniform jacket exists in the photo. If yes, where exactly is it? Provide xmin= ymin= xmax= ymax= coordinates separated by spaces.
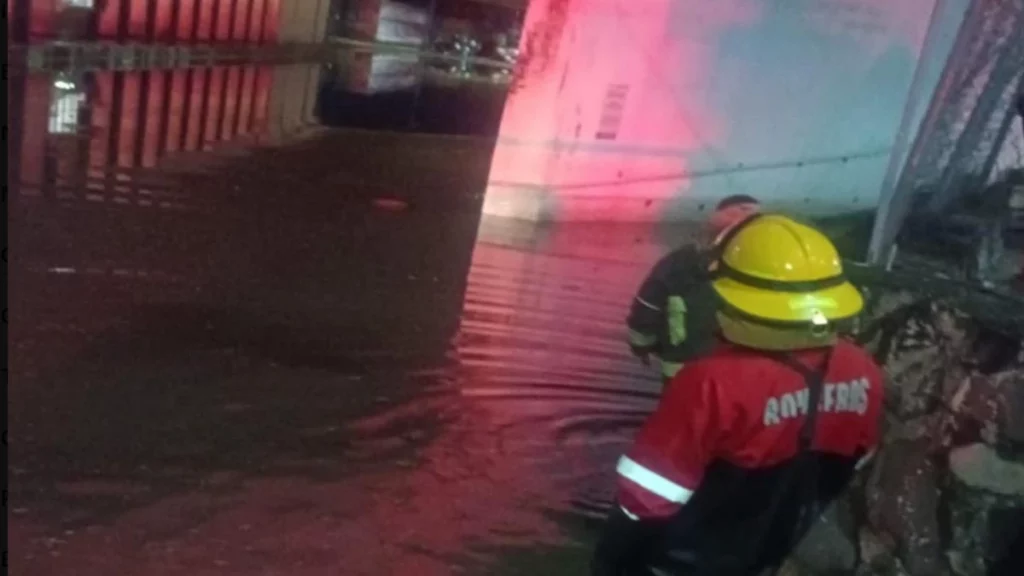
xmin=627 ymin=245 xmax=721 ymax=379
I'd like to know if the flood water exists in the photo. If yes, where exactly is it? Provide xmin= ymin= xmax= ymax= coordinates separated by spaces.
xmin=7 ymin=64 xmax=682 ymax=575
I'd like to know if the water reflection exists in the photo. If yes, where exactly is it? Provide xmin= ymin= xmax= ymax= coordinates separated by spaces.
xmin=316 ymin=55 xmax=510 ymax=135
xmin=9 ymin=66 xmax=1021 ymax=576
xmin=289 ymin=217 xmax=696 ymax=573
xmin=8 ymin=63 xmax=318 ymax=202
xmin=9 ymin=111 xmax=678 ymax=572
xmin=9 ymin=63 xmax=714 ymax=575
xmin=451 ymin=217 xmax=680 ymax=517
xmin=7 ymin=58 xmax=489 ymax=531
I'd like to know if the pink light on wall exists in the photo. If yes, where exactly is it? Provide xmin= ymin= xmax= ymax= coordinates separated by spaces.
xmin=196 ymin=0 xmax=216 ymax=40
xmin=141 ymin=71 xmax=167 ymax=167
xmin=232 ymin=0 xmax=251 ymax=41
xmin=18 ymin=75 xmax=53 ymax=193
xmin=221 ymin=66 xmax=241 ymax=139
xmin=164 ymin=70 xmax=188 ymax=152
xmin=184 ymin=72 xmax=206 ymax=151
xmin=262 ymin=0 xmax=280 ymax=43
xmin=486 ymin=0 xmax=942 ymax=223
xmin=89 ymin=72 xmax=114 ymax=170
xmin=95 ymin=0 xmax=118 ymax=38
xmin=203 ymin=66 xmax=226 ymax=146
xmin=12 ymin=0 xmax=282 ymax=43
xmin=126 ymin=0 xmax=147 ymax=38
xmin=485 ymin=0 xmax=763 ymax=222
xmin=215 ymin=0 xmax=233 ymax=40
xmin=116 ymin=73 xmax=142 ymax=167
xmin=28 ymin=0 xmax=58 ymax=39
xmin=236 ymin=66 xmax=256 ymax=134
xmin=153 ymin=0 xmax=175 ymax=41
xmin=249 ymin=0 xmax=267 ymax=42
xmin=252 ymin=65 xmax=274 ymax=133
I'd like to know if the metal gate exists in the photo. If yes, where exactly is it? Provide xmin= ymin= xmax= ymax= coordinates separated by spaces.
xmin=869 ymin=0 xmax=1024 ymax=265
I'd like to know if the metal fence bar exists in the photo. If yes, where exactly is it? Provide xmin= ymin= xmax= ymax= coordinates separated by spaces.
xmin=867 ymin=0 xmax=953 ymax=264
xmin=866 ymin=0 xmax=1024 ymax=265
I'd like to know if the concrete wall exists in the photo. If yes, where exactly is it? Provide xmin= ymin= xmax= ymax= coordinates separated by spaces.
xmin=485 ymin=0 xmax=969 ymax=222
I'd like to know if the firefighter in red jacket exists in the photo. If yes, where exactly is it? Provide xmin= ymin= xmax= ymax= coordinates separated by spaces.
xmin=592 ymin=214 xmax=884 ymax=576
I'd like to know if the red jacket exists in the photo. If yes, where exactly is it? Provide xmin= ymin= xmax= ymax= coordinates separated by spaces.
xmin=612 ymin=339 xmax=883 ymax=572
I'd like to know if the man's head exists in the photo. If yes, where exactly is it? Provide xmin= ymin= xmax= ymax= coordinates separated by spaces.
xmin=708 ymin=194 xmax=760 ymax=240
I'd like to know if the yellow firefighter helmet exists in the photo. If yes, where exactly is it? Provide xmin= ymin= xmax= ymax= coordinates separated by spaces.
xmin=711 ymin=214 xmax=863 ymax=349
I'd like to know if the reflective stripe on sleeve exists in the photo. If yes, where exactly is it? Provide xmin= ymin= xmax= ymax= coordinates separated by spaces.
xmin=616 ymin=456 xmax=694 ymax=504
xmin=660 ymin=360 xmax=683 ymax=378
xmin=628 ymin=329 xmax=658 ymax=347
xmin=635 ymin=296 xmax=661 ymax=312
xmin=855 ymin=448 xmax=877 ymax=471
xmin=620 ymin=505 xmax=639 ymax=520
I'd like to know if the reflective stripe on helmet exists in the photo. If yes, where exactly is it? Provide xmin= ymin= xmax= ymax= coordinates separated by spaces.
xmin=716 ymin=261 xmax=848 ymax=293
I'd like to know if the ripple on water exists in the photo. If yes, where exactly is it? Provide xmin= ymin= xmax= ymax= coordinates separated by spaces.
xmin=333 ymin=222 xmax=669 ymax=567
xmin=451 ymin=230 xmax=665 ymax=521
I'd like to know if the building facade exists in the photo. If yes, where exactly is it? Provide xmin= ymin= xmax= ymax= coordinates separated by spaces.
xmin=8 ymin=0 xmax=330 ymax=45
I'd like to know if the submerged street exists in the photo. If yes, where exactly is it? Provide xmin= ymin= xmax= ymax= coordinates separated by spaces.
xmin=8 ymin=0 xmax=1024 ymax=573
xmin=8 ymin=97 xmax=681 ymax=574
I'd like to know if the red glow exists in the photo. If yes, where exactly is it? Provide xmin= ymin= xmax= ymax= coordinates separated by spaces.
xmin=127 ymin=0 xmax=147 ymax=38
xmin=153 ymin=0 xmax=175 ymax=41
xmin=487 ymin=0 xmax=940 ymax=222
xmin=89 ymin=73 xmax=115 ymax=170
xmin=196 ymin=0 xmax=215 ymax=41
xmin=12 ymin=62 xmax=277 ymax=199
xmin=176 ymin=0 xmax=198 ymax=42
xmin=252 ymin=66 xmax=273 ymax=133
xmin=18 ymin=76 xmax=52 ymax=191
xmin=237 ymin=67 xmax=256 ymax=134
xmin=117 ymin=74 xmax=142 ymax=168
xmin=221 ymin=67 xmax=241 ymax=140
xmin=96 ymin=0 xmax=120 ymax=38
xmin=164 ymin=71 xmax=188 ymax=153
xmin=249 ymin=0 xmax=268 ymax=42
xmin=184 ymin=72 xmax=206 ymax=151
xmin=262 ymin=0 xmax=280 ymax=42
xmin=204 ymin=67 xmax=227 ymax=147
xmin=233 ymin=0 xmax=252 ymax=41
xmin=215 ymin=0 xmax=233 ymax=41
xmin=27 ymin=0 xmax=56 ymax=39
xmin=141 ymin=72 xmax=167 ymax=167
xmin=10 ymin=0 xmax=280 ymax=42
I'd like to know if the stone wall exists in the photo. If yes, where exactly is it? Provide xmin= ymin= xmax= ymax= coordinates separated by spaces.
xmin=786 ymin=289 xmax=1024 ymax=576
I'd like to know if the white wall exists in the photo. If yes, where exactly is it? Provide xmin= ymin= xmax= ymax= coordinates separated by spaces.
xmin=485 ymin=0 xmax=968 ymax=222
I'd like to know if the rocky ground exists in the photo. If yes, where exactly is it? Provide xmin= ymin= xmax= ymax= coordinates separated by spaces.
xmin=788 ymin=287 xmax=1024 ymax=576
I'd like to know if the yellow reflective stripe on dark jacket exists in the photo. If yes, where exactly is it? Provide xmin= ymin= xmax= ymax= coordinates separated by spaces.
xmin=626 ymin=245 xmax=720 ymax=365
